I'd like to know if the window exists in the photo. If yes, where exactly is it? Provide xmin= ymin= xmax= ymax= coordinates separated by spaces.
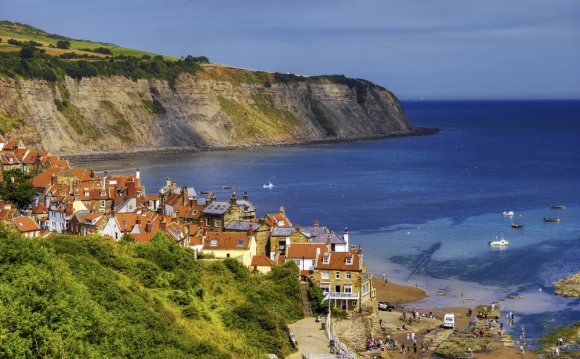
xmin=322 ymin=255 xmax=330 ymax=264
xmin=236 ymin=239 xmax=244 ymax=248
xmin=362 ymin=282 xmax=370 ymax=295
xmin=335 ymin=271 xmax=340 ymax=279
xmin=321 ymin=285 xmax=329 ymax=294
xmin=321 ymin=272 xmax=329 ymax=280
xmin=346 ymin=272 xmax=351 ymax=280
xmin=210 ymin=239 xmax=218 ymax=247
xmin=100 ymin=200 xmax=106 ymax=208
xmin=294 ymin=259 xmax=301 ymax=267
xmin=101 ymin=192 xmax=106 ymax=196
xmin=346 ymin=256 xmax=352 ymax=265
xmin=344 ymin=285 xmax=352 ymax=294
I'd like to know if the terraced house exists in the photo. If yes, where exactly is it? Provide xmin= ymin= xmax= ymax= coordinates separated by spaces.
xmin=312 ymin=245 xmax=375 ymax=312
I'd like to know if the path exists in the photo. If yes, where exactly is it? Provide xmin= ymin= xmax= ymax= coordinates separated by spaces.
xmin=301 ymin=281 xmax=312 ymax=317
xmin=287 ymin=317 xmax=331 ymax=359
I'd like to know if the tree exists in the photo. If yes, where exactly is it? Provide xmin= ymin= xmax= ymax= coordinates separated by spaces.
xmin=0 ymin=169 xmax=35 ymax=210
xmin=56 ymin=40 xmax=71 ymax=49
xmin=19 ymin=46 xmax=35 ymax=59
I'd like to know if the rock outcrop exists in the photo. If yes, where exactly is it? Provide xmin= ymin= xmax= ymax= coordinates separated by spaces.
xmin=554 ymin=272 xmax=580 ymax=298
xmin=0 ymin=65 xmax=415 ymax=157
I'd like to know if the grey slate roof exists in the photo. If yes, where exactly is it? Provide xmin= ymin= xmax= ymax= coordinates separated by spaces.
xmin=301 ymin=226 xmax=345 ymax=244
xmin=237 ymin=200 xmax=255 ymax=213
xmin=202 ymin=201 xmax=230 ymax=215
xmin=226 ymin=221 xmax=255 ymax=231
xmin=272 ymin=227 xmax=296 ymax=237
xmin=196 ymin=198 xmax=207 ymax=206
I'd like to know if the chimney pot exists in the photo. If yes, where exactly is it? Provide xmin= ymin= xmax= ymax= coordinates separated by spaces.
xmin=242 ymin=192 xmax=248 ymax=201
xmin=279 ymin=206 xmax=285 ymax=215
xmin=351 ymin=245 xmax=356 ymax=253
xmin=248 ymin=224 xmax=254 ymax=237
xmin=314 ymin=219 xmax=319 ymax=227
xmin=358 ymin=244 xmax=362 ymax=254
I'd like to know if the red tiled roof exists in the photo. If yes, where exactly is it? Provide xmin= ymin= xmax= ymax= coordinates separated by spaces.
xmin=251 ymin=255 xmax=276 ymax=267
xmin=131 ymin=232 xmax=156 ymax=244
xmin=31 ymin=203 xmax=49 ymax=214
xmin=264 ymin=212 xmax=292 ymax=228
xmin=12 ymin=216 xmax=40 ymax=232
xmin=31 ymin=168 xmax=61 ymax=188
xmin=287 ymin=243 xmax=328 ymax=259
xmin=204 ymin=232 xmax=250 ymax=250
xmin=316 ymin=251 xmax=361 ymax=271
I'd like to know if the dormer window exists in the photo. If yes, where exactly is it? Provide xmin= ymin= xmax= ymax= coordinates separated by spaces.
xmin=322 ymin=255 xmax=330 ymax=264
xmin=236 ymin=239 xmax=244 ymax=248
xmin=210 ymin=239 xmax=218 ymax=247
xmin=346 ymin=257 xmax=352 ymax=265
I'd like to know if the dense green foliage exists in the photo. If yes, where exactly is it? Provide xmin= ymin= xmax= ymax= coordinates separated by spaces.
xmin=0 ymin=230 xmax=302 ymax=358
xmin=0 ymin=169 xmax=35 ymax=210
xmin=0 ymin=51 xmax=208 ymax=88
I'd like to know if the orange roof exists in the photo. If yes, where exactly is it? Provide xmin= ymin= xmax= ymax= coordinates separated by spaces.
xmin=31 ymin=168 xmax=62 ymax=188
xmin=31 ymin=203 xmax=49 ymax=214
xmin=70 ymin=168 xmax=92 ymax=181
xmin=204 ymin=232 xmax=250 ymax=250
xmin=84 ymin=212 xmax=104 ymax=221
xmin=189 ymin=236 xmax=203 ymax=246
xmin=264 ymin=212 xmax=292 ymax=228
xmin=287 ymin=243 xmax=328 ymax=259
xmin=316 ymin=251 xmax=361 ymax=271
xmin=2 ymin=139 xmax=20 ymax=151
xmin=251 ymin=255 xmax=277 ymax=267
xmin=130 ymin=232 xmax=156 ymax=244
xmin=0 ymin=208 xmax=15 ymax=222
xmin=147 ymin=194 xmax=160 ymax=201
xmin=12 ymin=216 xmax=40 ymax=233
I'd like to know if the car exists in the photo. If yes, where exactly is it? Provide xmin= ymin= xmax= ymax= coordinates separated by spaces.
xmin=442 ymin=313 xmax=455 ymax=328
xmin=378 ymin=301 xmax=395 ymax=311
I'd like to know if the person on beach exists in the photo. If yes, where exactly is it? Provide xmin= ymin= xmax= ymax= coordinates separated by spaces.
xmin=406 ymin=332 xmax=410 ymax=341
xmin=519 ymin=344 xmax=525 ymax=355
xmin=411 ymin=332 xmax=415 ymax=341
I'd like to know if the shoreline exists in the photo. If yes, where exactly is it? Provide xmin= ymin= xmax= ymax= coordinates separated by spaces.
xmin=62 ymin=127 xmax=440 ymax=162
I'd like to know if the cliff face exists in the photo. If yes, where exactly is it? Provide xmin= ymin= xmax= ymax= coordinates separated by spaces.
xmin=0 ymin=65 xmax=413 ymax=156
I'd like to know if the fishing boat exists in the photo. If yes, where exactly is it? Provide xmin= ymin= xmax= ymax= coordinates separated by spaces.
xmin=550 ymin=205 xmax=566 ymax=210
xmin=489 ymin=238 xmax=509 ymax=247
xmin=543 ymin=218 xmax=560 ymax=223
xmin=222 ymin=185 xmax=235 ymax=190
xmin=263 ymin=182 xmax=274 ymax=189
xmin=511 ymin=223 xmax=525 ymax=229
xmin=503 ymin=211 xmax=515 ymax=217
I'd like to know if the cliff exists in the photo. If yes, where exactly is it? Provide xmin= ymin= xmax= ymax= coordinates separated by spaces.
xmin=0 ymin=65 xmax=415 ymax=157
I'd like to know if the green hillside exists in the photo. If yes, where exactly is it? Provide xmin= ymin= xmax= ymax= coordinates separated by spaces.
xmin=0 ymin=228 xmax=303 ymax=358
xmin=0 ymin=20 xmax=174 ymax=59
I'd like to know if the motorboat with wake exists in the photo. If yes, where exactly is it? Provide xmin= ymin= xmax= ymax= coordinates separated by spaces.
xmin=550 ymin=204 xmax=566 ymax=210
xmin=503 ymin=210 xmax=515 ymax=217
xmin=489 ymin=235 xmax=509 ymax=247
xmin=511 ymin=223 xmax=524 ymax=229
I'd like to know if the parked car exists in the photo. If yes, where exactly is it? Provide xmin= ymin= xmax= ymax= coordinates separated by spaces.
xmin=442 ymin=313 xmax=455 ymax=328
xmin=378 ymin=301 xmax=395 ymax=311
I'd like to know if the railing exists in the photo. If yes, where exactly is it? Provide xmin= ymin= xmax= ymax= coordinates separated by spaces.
xmin=329 ymin=292 xmax=359 ymax=300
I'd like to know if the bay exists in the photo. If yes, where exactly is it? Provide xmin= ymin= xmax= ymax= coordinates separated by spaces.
xmin=74 ymin=100 xmax=580 ymax=346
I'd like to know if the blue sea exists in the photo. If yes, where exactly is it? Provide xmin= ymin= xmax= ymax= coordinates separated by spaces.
xmin=75 ymin=100 xmax=580 ymax=347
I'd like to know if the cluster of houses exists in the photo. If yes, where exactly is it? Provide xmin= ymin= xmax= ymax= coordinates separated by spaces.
xmin=0 ymin=136 xmax=376 ymax=312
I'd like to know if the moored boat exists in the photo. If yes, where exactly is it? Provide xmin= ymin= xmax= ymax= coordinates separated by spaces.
xmin=544 ymin=218 xmax=560 ymax=223
xmin=223 ymin=185 xmax=235 ymax=189
xmin=511 ymin=223 xmax=524 ymax=229
xmin=550 ymin=205 xmax=566 ymax=210
xmin=502 ymin=210 xmax=515 ymax=217
xmin=263 ymin=182 xmax=274 ymax=189
xmin=489 ymin=239 xmax=509 ymax=247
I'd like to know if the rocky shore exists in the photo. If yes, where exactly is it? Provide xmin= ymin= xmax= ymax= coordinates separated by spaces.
xmin=554 ymin=272 xmax=580 ymax=298
xmin=64 ymin=127 xmax=439 ymax=162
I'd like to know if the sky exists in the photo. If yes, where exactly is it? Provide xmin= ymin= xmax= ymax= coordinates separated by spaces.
xmin=2 ymin=0 xmax=580 ymax=99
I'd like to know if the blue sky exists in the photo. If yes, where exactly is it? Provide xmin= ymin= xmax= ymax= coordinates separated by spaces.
xmin=2 ymin=0 xmax=579 ymax=99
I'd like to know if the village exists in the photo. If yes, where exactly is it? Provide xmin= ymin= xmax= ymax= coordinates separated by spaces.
xmin=0 ymin=135 xmax=376 ymax=317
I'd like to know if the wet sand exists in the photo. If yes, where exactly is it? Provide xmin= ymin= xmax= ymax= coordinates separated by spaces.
xmin=374 ymin=280 xmax=427 ymax=304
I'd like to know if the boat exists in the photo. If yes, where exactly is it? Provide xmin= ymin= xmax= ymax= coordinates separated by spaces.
xmin=489 ymin=238 xmax=509 ymax=247
xmin=543 ymin=218 xmax=560 ymax=223
xmin=511 ymin=223 xmax=525 ymax=229
xmin=222 ymin=185 xmax=235 ymax=190
xmin=550 ymin=205 xmax=566 ymax=210
xmin=503 ymin=211 xmax=515 ymax=217
xmin=263 ymin=182 xmax=274 ymax=189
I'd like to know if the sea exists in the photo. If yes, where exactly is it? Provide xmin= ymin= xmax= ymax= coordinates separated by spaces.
xmin=74 ymin=100 xmax=580 ymax=347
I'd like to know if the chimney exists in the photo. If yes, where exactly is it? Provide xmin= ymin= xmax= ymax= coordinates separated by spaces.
xmin=295 ymin=224 xmax=301 ymax=232
xmin=181 ymin=186 xmax=188 ymax=206
xmin=145 ymin=219 xmax=152 ymax=233
xmin=314 ymin=219 xmax=319 ymax=228
xmin=230 ymin=192 xmax=237 ymax=205
xmin=279 ymin=206 xmax=285 ymax=216
xmin=160 ymin=217 xmax=167 ymax=230
xmin=90 ymin=168 xmax=94 ymax=179
xmin=326 ymin=233 xmax=332 ymax=253
xmin=136 ymin=215 xmax=141 ymax=226
xmin=248 ymin=224 xmax=253 ymax=238
xmin=127 ymin=180 xmax=136 ymax=198
xmin=65 ymin=203 xmax=73 ymax=216
xmin=343 ymin=227 xmax=349 ymax=247
xmin=351 ymin=245 xmax=356 ymax=253
xmin=166 ymin=177 xmax=171 ymax=187
xmin=102 ymin=170 xmax=108 ymax=188
xmin=171 ymin=180 xmax=177 ymax=191
xmin=211 ymin=193 xmax=216 ymax=203
xmin=358 ymin=244 xmax=362 ymax=254
xmin=242 ymin=192 xmax=249 ymax=201
xmin=51 ymin=172 xmax=57 ymax=186
xmin=136 ymin=168 xmax=140 ymax=179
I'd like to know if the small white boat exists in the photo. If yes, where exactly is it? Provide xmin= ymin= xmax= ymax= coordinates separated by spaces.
xmin=489 ymin=239 xmax=509 ymax=247
xmin=263 ymin=182 xmax=274 ymax=189
xmin=503 ymin=211 xmax=515 ymax=217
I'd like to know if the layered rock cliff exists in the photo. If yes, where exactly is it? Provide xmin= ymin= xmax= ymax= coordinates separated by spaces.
xmin=0 ymin=65 xmax=414 ymax=156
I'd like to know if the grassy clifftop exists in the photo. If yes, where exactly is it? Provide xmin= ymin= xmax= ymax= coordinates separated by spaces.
xmin=0 ymin=228 xmax=303 ymax=358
